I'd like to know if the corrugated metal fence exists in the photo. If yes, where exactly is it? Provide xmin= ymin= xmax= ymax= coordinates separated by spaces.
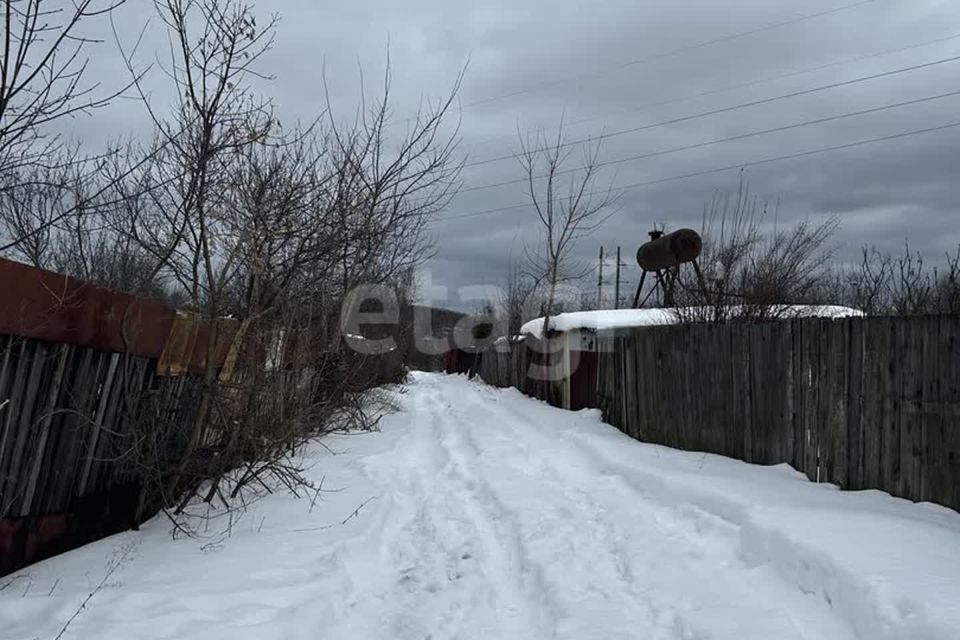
xmin=595 ymin=316 xmax=960 ymax=512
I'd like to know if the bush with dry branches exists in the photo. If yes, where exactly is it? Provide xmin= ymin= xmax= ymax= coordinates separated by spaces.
xmin=673 ymin=176 xmax=838 ymax=322
xmin=0 ymin=0 xmax=462 ymax=535
xmin=824 ymin=242 xmax=960 ymax=315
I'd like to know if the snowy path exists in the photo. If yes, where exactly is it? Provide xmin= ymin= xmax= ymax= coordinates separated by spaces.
xmin=366 ymin=377 xmax=853 ymax=640
xmin=3 ymin=372 xmax=960 ymax=640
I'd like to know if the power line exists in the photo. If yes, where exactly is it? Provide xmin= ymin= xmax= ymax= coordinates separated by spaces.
xmin=462 ymin=53 xmax=960 ymax=169
xmin=458 ymin=88 xmax=960 ymax=195
xmin=464 ymin=30 xmax=960 ymax=152
xmin=461 ymin=0 xmax=884 ymax=110
xmin=439 ymin=119 xmax=960 ymax=223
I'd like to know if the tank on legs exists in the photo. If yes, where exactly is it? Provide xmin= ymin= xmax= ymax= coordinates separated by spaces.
xmin=636 ymin=228 xmax=703 ymax=271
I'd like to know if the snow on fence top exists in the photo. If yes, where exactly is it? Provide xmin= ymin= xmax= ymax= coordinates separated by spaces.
xmin=520 ymin=305 xmax=864 ymax=338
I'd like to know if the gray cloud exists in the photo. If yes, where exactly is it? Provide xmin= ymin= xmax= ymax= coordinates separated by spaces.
xmin=61 ymin=0 xmax=960 ymax=308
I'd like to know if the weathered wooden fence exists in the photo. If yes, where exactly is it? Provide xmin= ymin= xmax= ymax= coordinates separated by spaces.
xmin=596 ymin=316 xmax=960 ymax=512
xmin=478 ymin=337 xmax=600 ymax=409
xmin=0 ymin=340 xmax=200 ymax=518
xmin=478 ymin=343 xmax=530 ymax=391
xmin=0 ymin=257 xmax=233 ymax=575
xmin=477 ymin=341 xmax=570 ymax=406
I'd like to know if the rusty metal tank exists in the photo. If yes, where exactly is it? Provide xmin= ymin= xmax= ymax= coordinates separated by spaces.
xmin=636 ymin=228 xmax=703 ymax=271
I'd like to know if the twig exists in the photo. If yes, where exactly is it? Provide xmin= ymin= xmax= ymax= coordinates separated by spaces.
xmin=0 ymin=574 xmax=29 ymax=593
xmin=199 ymin=538 xmax=225 ymax=552
xmin=340 ymin=496 xmax=377 ymax=525
xmin=315 ymin=440 xmax=340 ymax=456
xmin=289 ymin=496 xmax=378 ymax=533
xmin=309 ymin=476 xmax=325 ymax=513
xmin=53 ymin=540 xmax=136 ymax=640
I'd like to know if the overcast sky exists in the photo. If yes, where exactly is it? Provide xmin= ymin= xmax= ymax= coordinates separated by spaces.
xmin=74 ymin=0 xmax=960 ymax=309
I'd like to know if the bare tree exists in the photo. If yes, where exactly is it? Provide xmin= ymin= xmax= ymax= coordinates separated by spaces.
xmin=936 ymin=248 xmax=960 ymax=313
xmin=518 ymin=124 xmax=618 ymax=336
xmin=0 ymin=0 xmax=132 ymax=175
xmin=109 ymin=0 xmax=281 ymax=510
xmin=490 ymin=254 xmax=536 ymax=390
xmin=322 ymin=63 xmax=463 ymax=299
xmin=0 ymin=1 xmax=182 ymax=271
xmin=514 ymin=125 xmax=617 ymax=400
xmin=116 ymin=0 xmax=278 ymax=308
xmin=0 ymin=158 xmax=74 ymax=265
xmin=0 ymin=0 xmax=465 ymax=529
xmin=499 ymin=252 xmax=536 ymax=340
xmin=100 ymin=1 xmax=464 ymax=519
xmin=0 ymin=152 xmax=171 ymax=300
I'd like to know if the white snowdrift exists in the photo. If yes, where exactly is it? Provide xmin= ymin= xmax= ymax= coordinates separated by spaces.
xmin=530 ymin=401 xmax=960 ymax=640
xmin=520 ymin=305 xmax=864 ymax=338
xmin=1 ymin=372 xmax=956 ymax=640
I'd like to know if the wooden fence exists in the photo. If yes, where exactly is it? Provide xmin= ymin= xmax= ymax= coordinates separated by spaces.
xmin=596 ymin=316 xmax=960 ymax=512
xmin=478 ymin=343 xmax=530 ymax=391
xmin=0 ymin=339 xmax=202 ymax=521
xmin=477 ymin=341 xmax=567 ymax=406
xmin=478 ymin=337 xmax=599 ymax=409
xmin=0 ymin=258 xmax=231 ymax=575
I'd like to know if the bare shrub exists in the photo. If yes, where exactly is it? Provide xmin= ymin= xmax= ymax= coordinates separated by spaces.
xmin=0 ymin=0 xmax=462 ymax=535
xmin=674 ymin=176 xmax=838 ymax=323
xmin=827 ymin=242 xmax=960 ymax=315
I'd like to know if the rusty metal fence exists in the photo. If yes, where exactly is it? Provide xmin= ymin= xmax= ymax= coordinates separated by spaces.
xmin=0 ymin=258 xmax=234 ymax=575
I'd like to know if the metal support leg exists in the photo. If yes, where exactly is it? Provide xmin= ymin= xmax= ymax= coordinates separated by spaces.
xmin=631 ymin=270 xmax=648 ymax=308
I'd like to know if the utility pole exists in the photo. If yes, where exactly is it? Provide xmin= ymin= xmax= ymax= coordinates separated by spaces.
xmin=614 ymin=246 xmax=622 ymax=309
xmin=597 ymin=246 xmax=604 ymax=309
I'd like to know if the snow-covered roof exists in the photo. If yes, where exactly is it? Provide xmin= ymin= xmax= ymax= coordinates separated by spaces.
xmin=521 ymin=309 xmax=678 ymax=338
xmin=520 ymin=305 xmax=863 ymax=338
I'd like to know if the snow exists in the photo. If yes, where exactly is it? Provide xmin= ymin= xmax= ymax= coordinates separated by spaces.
xmin=520 ymin=305 xmax=864 ymax=338
xmin=520 ymin=308 xmax=679 ymax=338
xmin=3 ymin=372 xmax=958 ymax=640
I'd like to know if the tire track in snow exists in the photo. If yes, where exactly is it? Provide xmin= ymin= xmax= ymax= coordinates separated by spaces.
xmin=342 ymin=392 xmax=486 ymax=640
xmin=442 ymin=377 xmax=856 ymax=640
xmin=467 ymin=384 xmax=737 ymax=555
xmin=436 ymin=381 xmax=668 ymax=638
xmin=456 ymin=392 xmax=685 ymax=630
xmin=471 ymin=383 xmax=786 ymax=567
xmin=354 ymin=379 xmax=555 ymax=639
xmin=420 ymin=381 xmax=560 ymax=640
xmin=457 ymin=393 xmax=739 ymax=636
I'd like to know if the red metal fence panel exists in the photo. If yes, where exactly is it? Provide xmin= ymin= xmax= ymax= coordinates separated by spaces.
xmin=0 ymin=257 xmax=174 ymax=359
xmin=0 ymin=257 xmax=237 ymax=373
